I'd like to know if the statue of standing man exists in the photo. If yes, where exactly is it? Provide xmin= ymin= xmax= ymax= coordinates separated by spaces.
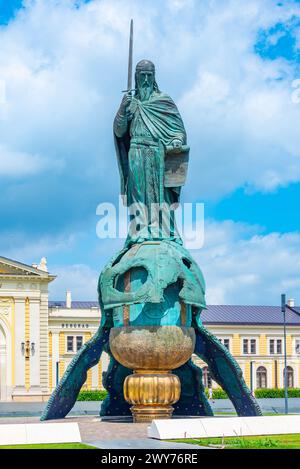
xmin=114 ymin=59 xmax=189 ymax=246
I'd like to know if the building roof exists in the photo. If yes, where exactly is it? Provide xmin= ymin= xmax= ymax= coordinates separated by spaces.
xmin=202 ymin=305 xmax=300 ymax=325
xmin=49 ymin=301 xmax=99 ymax=309
xmin=0 ymin=255 xmax=56 ymax=280
xmin=49 ymin=302 xmax=300 ymax=325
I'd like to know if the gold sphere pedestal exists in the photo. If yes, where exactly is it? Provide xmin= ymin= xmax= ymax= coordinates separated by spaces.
xmin=109 ymin=326 xmax=195 ymax=423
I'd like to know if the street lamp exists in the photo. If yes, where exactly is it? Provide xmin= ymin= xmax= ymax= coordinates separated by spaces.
xmin=281 ymin=293 xmax=288 ymax=414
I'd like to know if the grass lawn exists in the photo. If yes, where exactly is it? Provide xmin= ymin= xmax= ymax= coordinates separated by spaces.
xmin=0 ymin=443 xmax=97 ymax=449
xmin=173 ymin=434 xmax=300 ymax=449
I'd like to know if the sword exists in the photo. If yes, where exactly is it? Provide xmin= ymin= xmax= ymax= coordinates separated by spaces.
xmin=122 ymin=19 xmax=135 ymax=93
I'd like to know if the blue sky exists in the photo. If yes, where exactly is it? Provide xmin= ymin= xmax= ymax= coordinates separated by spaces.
xmin=0 ymin=0 xmax=300 ymax=304
xmin=0 ymin=0 xmax=23 ymax=25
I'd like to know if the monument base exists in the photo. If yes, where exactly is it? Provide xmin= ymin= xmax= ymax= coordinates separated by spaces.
xmin=131 ymin=405 xmax=174 ymax=423
xmin=124 ymin=372 xmax=180 ymax=423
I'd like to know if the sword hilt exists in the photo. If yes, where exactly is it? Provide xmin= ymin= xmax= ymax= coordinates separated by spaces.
xmin=121 ymin=88 xmax=137 ymax=93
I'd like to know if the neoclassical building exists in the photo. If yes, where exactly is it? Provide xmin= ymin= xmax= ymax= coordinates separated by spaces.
xmin=0 ymin=255 xmax=299 ymax=401
xmin=195 ymin=304 xmax=300 ymax=390
xmin=0 ymin=255 xmax=108 ymax=402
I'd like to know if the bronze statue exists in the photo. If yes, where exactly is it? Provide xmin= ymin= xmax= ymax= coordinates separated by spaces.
xmin=41 ymin=22 xmax=262 ymax=423
xmin=114 ymin=58 xmax=189 ymax=245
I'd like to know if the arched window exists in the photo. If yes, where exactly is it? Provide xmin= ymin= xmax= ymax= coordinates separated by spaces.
xmin=284 ymin=366 xmax=294 ymax=388
xmin=256 ymin=366 xmax=267 ymax=388
xmin=202 ymin=366 xmax=212 ymax=388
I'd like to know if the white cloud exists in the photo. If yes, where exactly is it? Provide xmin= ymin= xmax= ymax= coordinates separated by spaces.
xmin=191 ymin=220 xmax=300 ymax=305
xmin=167 ymin=0 xmax=194 ymax=12
xmin=177 ymin=1 xmax=300 ymax=198
xmin=16 ymin=218 xmax=299 ymax=306
xmin=0 ymin=144 xmax=56 ymax=176
xmin=49 ymin=263 xmax=99 ymax=300
xmin=0 ymin=0 xmax=299 ymax=198
xmin=0 ymin=1 xmax=299 ymax=306
xmin=0 ymin=231 xmax=80 ymax=264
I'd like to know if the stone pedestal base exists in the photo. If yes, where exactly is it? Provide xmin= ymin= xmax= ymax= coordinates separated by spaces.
xmin=131 ymin=405 xmax=174 ymax=423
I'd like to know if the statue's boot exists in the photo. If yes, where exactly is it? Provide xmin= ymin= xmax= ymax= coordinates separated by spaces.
xmin=193 ymin=316 xmax=262 ymax=416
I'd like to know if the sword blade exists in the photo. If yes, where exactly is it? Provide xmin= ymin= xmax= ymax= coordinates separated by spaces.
xmin=127 ymin=19 xmax=133 ymax=92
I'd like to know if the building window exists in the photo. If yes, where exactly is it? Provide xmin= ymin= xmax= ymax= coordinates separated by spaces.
xmin=218 ymin=338 xmax=230 ymax=351
xmin=295 ymin=339 xmax=300 ymax=354
xmin=283 ymin=366 xmax=294 ymax=388
xmin=256 ymin=366 xmax=267 ymax=388
xmin=202 ymin=366 xmax=212 ymax=388
xmin=67 ymin=336 xmax=73 ymax=352
xmin=243 ymin=338 xmax=257 ymax=354
xmin=223 ymin=339 xmax=230 ymax=350
xmin=66 ymin=335 xmax=84 ymax=353
xmin=270 ymin=339 xmax=282 ymax=355
xmin=76 ymin=336 xmax=83 ymax=351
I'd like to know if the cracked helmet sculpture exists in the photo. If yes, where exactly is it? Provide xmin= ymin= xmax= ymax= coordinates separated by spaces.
xmin=100 ymin=241 xmax=205 ymax=323
xmin=41 ymin=49 xmax=262 ymax=421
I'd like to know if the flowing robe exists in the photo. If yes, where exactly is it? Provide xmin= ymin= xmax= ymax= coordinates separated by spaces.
xmin=114 ymin=91 xmax=187 ymax=245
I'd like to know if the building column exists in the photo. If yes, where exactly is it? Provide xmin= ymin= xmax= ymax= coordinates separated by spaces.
xmin=244 ymin=361 xmax=251 ymax=387
xmin=39 ymin=292 xmax=49 ymax=394
xmin=232 ymin=334 xmax=240 ymax=356
xmin=12 ymin=298 xmax=26 ymax=397
xmin=29 ymin=298 xmax=42 ymax=395
xmin=58 ymin=332 xmax=65 ymax=379
xmin=52 ymin=331 xmax=60 ymax=389
xmin=0 ymin=327 xmax=7 ymax=400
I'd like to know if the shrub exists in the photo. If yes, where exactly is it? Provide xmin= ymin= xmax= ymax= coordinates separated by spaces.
xmin=77 ymin=389 xmax=108 ymax=401
xmin=77 ymin=387 xmax=300 ymax=401
xmin=254 ymin=388 xmax=300 ymax=398
xmin=204 ymin=388 xmax=228 ymax=399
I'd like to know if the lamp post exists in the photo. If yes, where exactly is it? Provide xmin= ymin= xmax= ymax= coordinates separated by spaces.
xmin=281 ymin=293 xmax=288 ymax=414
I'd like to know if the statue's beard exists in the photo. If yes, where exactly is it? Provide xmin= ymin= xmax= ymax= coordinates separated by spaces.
xmin=139 ymin=84 xmax=153 ymax=101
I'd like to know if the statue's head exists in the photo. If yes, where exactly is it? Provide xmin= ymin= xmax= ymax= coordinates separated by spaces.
xmin=135 ymin=59 xmax=159 ymax=101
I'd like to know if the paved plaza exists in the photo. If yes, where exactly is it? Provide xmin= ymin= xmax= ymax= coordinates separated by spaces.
xmin=0 ymin=415 xmax=207 ymax=449
xmin=0 ymin=415 xmax=147 ymax=440
xmin=1 ymin=400 xmax=300 ymax=449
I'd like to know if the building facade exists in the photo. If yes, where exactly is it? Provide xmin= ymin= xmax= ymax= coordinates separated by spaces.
xmin=0 ymin=256 xmax=300 ymax=401
xmin=195 ymin=305 xmax=300 ymax=390
xmin=0 ymin=256 xmax=54 ymax=401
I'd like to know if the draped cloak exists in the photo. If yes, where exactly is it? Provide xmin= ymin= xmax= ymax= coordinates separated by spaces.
xmin=114 ymin=91 xmax=187 ymax=206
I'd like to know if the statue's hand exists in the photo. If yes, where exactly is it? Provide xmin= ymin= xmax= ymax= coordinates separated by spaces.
xmin=120 ymin=92 xmax=132 ymax=114
xmin=171 ymin=139 xmax=183 ymax=152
